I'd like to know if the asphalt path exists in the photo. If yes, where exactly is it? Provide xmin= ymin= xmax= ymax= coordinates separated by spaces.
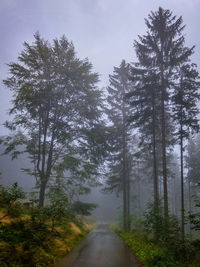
xmin=54 ymin=223 xmax=139 ymax=267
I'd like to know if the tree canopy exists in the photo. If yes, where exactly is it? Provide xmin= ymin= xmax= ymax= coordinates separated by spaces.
xmin=3 ymin=33 xmax=103 ymax=206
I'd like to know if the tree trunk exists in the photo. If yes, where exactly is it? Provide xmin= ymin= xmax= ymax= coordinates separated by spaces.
xmin=188 ymin=180 xmax=192 ymax=239
xmin=127 ymin=160 xmax=130 ymax=232
xmin=152 ymin=93 xmax=159 ymax=239
xmin=174 ymin=175 xmax=177 ymax=216
xmin=122 ymin=83 xmax=128 ymax=232
xmin=160 ymin=67 xmax=169 ymax=232
xmin=39 ymin=179 xmax=47 ymax=207
xmin=153 ymin=116 xmax=159 ymax=208
xmin=180 ymin=119 xmax=185 ymax=242
xmin=122 ymin=143 xmax=128 ymax=231
xmin=122 ymin=170 xmax=127 ymax=231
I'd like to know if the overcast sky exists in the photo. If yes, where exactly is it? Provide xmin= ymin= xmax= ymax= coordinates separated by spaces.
xmin=0 ymin=0 xmax=200 ymax=135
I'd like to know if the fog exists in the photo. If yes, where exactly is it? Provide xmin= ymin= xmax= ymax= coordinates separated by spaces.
xmin=1 ymin=0 xmax=200 ymax=135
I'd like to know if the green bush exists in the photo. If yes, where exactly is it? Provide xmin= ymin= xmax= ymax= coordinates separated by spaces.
xmin=72 ymin=201 xmax=97 ymax=216
xmin=0 ymin=182 xmax=26 ymax=207
xmin=0 ymin=183 xmax=26 ymax=220
xmin=0 ymin=219 xmax=54 ymax=266
xmin=143 ymin=201 xmax=181 ymax=243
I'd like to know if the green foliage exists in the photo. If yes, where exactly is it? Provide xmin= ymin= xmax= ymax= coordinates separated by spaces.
xmin=0 ymin=220 xmax=53 ymax=266
xmin=46 ymin=185 xmax=72 ymax=230
xmin=113 ymin=200 xmax=199 ymax=266
xmin=0 ymin=183 xmax=25 ymax=219
xmin=3 ymin=32 xmax=104 ymax=206
xmin=189 ymin=212 xmax=200 ymax=231
xmin=0 ymin=183 xmax=92 ymax=266
xmin=186 ymin=135 xmax=200 ymax=186
xmin=172 ymin=63 xmax=199 ymax=140
xmin=72 ymin=201 xmax=97 ymax=216
xmin=118 ymin=229 xmax=198 ymax=267
xmin=129 ymin=214 xmax=145 ymax=232
xmin=143 ymin=201 xmax=181 ymax=243
xmin=119 ymin=231 xmax=178 ymax=267
xmin=188 ymin=196 xmax=200 ymax=231
xmin=0 ymin=182 xmax=25 ymax=207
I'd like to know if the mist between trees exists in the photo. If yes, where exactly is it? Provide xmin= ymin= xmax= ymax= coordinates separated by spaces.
xmin=1 ymin=6 xmax=200 ymax=262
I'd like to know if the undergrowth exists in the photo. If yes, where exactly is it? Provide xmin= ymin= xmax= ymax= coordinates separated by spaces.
xmin=0 ymin=183 xmax=94 ymax=266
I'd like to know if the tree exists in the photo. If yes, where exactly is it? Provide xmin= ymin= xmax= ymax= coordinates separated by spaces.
xmin=3 ymin=33 xmax=103 ymax=207
xmin=105 ymin=60 xmax=133 ymax=231
xmin=133 ymin=7 xmax=195 ymax=229
xmin=172 ymin=63 xmax=199 ymax=241
xmin=186 ymin=134 xmax=200 ymax=214
xmin=127 ymin=67 xmax=160 ymax=222
xmin=186 ymin=135 xmax=200 ymax=188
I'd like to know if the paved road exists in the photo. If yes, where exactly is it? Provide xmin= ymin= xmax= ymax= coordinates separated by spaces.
xmin=54 ymin=224 xmax=139 ymax=267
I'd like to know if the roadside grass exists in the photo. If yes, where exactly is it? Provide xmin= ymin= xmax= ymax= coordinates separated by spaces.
xmin=113 ymin=227 xmax=200 ymax=267
xmin=0 ymin=207 xmax=93 ymax=267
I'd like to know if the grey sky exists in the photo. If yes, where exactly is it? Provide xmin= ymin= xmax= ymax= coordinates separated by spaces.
xmin=0 ymin=0 xmax=200 ymax=135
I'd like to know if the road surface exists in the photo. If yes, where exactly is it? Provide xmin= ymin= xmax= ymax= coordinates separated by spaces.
xmin=54 ymin=224 xmax=139 ymax=267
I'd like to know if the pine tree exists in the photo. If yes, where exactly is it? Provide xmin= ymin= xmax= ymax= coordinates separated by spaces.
xmin=105 ymin=60 xmax=133 ymax=231
xmin=128 ymin=68 xmax=159 ymax=202
xmin=133 ymin=7 xmax=194 ymax=229
xmin=127 ymin=63 xmax=164 ymax=238
xmin=172 ymin=63 xmax=199 ymax=241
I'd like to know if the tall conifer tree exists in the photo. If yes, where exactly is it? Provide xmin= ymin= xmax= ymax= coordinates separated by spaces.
xmin=105 ymin=60 xmax=133 ymax=231
xmin=133 ymin=7 xmax=194 ymax=228
xmin=172 ymin=63 xmax=199 ymax=241
xmin=127 ymin=67 xmax=160 ymax=210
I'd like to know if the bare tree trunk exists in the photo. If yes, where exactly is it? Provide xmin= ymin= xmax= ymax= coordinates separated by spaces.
xmin=127 ymin=160 xmax=131 ymax=231
xmin=161 ymin=66 xmax=169 ymax=233
xmin=152 ymin=93 xmax=159 ymax=239
xmin=188 ymin=180 xmax=192 ymax=239
xmin=122 ymin=82 xmax=128 ymax=232
xmin=152 ymin=92 xmax=159 ymax=206
xmin=174 ymin=175 xmax=177 ymax=216
xmin=180 ymin=119 xmax=185 ymax=242
xmin=122 ymin=168 xmax=127 ymax=231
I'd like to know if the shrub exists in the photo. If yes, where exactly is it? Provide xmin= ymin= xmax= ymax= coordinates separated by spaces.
xmin=72 ymin=201 xmax=97 ymax=216
xmin=0 ymin=183 xmax=26 ymax=220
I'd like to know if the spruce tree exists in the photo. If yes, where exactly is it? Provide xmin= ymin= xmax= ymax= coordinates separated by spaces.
xmin=128 ymin=67 xmax=160 ymax=207
xmin=105 ymin=60 xmax=133 ymax=231
xmin=172 ymin=64 xmax=199 ymax=241
xmin=133 ymin=7 xmax=194 ymax=229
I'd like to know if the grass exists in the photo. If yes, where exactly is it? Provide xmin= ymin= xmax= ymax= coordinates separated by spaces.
xmin=114 ymin=228 xmax=200 ymax=267
xmin=0 ymin=207 xmax=93 ymax=267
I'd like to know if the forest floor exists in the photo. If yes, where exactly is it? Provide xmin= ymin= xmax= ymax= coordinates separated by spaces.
xmin=54 ymin=223 xmax=140 ymax=267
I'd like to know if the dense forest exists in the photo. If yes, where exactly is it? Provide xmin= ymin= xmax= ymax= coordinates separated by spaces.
xmin=1 ymin=6 xmax=200 ymax=267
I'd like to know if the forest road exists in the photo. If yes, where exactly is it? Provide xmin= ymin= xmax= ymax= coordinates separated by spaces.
xmin=54 ymin=223 xmax=139 ymax=267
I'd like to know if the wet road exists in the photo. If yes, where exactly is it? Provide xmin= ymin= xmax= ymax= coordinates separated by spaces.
xmin=54 ymin=224 xmax=139 ymax=267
